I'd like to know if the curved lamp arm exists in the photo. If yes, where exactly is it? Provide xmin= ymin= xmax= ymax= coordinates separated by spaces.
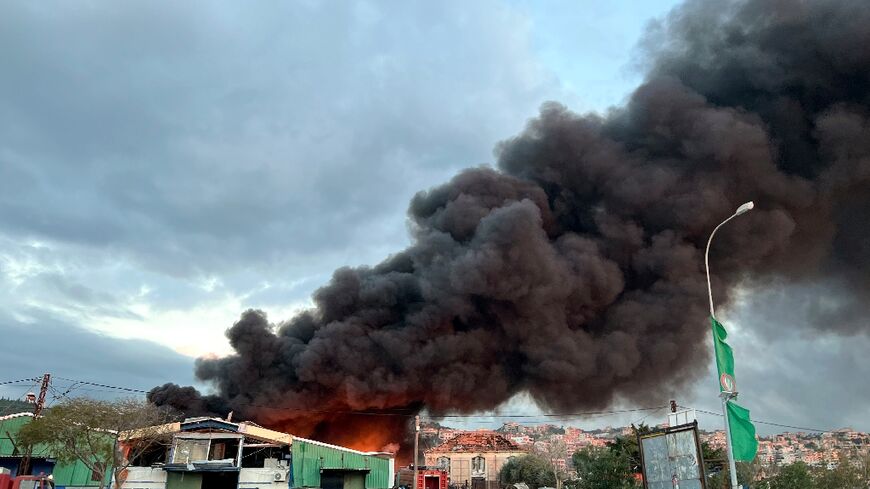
xmin=704 ymin=201 xmax=754 ymax=319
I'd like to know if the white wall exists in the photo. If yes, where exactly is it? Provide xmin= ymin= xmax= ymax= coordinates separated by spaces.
xmin=238 ymin=467 xmax=291 ymax=489
xmin=119 ymin=466 xmax=168 ymax=489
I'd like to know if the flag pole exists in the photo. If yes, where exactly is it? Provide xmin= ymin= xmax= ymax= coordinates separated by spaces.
xmin=719 ymin=391 xmax=739 ymax=489
xmin=705 ymin=201 xmax=753 ymax=489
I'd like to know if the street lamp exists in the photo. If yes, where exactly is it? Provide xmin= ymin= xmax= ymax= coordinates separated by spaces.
xmin=704 ymin=200 xmax=753 ymax=489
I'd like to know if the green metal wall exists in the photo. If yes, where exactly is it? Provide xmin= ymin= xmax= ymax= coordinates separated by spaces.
xmin=291 ymin=439 xmax=391 ymax=489
xmin=167 ymin=472 xmax=203 ymax=489
xmin=0 ymin=415 xmax=108 ymax=487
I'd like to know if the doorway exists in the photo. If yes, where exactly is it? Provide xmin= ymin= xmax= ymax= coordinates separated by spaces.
xmin=201 ymin=471 xmax=239 ymax=489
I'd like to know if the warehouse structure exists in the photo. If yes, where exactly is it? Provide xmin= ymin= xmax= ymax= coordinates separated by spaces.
xmin=120 ymin=416 xmax=395 ymax=489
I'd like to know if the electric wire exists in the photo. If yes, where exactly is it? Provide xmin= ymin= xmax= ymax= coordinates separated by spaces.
xmin=39 ymin=374 xmax=850 ymax=434
xmin=0 ymin=378 xmax=41 ymax=417
xmin=686 ymin=406 xmax=832 ymax=433
xmin=0 ymin=377 xmax=40 ymax=386
xmin=54 ymin=377 xmax=148 ymax=394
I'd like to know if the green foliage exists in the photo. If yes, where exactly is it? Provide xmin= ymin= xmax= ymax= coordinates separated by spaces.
xmin=571 ymin=447 xmax=638 ymax=489
xmin=605 ymin=424 xmax=651 ymax=473
xmin=701 ymin=441 xmax=726 ymax=474
xmin=813 ymin=462 xmax=863 ymax=489
xmin=18 ymin=397 xmax=174 ymax=489
xmin=742 ymin=460 xmax=870 ymax=489
xmin=706 ymin=460 xmax=758 ymax=489
xmin=499 ymin=454 xmax=556 ymax=489
xmin=769 ymin=462 xmax=814 ymax=489
xmin=0 ymin=397 xmax=35 ymax=415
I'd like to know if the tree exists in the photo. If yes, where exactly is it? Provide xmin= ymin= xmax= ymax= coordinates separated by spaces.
xmin=854 ymin=452 xmax=870 ymax=484
xmin=813 ymin=461 xmax=864 ymax=489
xmin=535 ymin=439 xmax=569 ymax=489
xmin=606 ymin=424 xmax=651 ymax=474
xmin=500 ymin=454 xmax=557 ymax=489
xmin=571 ymin=447 xmax=638 ymax=489
xmin=765 ymin=462 xmax=814 ymax=489
xmin=700 ymin=441 xmax=726 ymax=475
xmin=18 ymin=397 xmax=176 ymax=489
xmin=706 ymin=460 xmax=759 ymax=489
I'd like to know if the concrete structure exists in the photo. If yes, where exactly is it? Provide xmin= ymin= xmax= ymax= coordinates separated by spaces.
xmin=423 ymin=432 xmax=525 ymax=489
xmin=118 ymin=417 xmax=394 ymax=489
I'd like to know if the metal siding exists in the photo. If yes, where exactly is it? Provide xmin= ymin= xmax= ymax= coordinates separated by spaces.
xmin=291 ymin=440 xmax=391 ymax=489
xmin=0 ymin=415 xmax=107 ymax=487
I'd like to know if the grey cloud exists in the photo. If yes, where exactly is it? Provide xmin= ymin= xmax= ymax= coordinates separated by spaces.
xmin=0 ymin=309 xmax=195 ymax=401
xmin=0 ymin=0 xmax=560 ymax=278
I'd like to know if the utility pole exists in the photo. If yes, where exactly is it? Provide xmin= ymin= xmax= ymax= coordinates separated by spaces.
xmin=34 ymin=373 xmax=50 ymax=417
xmin=413 ymin=415 xmax=420 ymax=489
xmin=19 ymin=373 xmax=51 ymax=475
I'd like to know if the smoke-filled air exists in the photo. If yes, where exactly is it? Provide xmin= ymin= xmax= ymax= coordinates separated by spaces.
xmin=149 ymin=0 xmax=870 ymax=455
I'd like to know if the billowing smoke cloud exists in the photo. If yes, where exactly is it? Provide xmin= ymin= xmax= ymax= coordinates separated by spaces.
xmin=150 ymin=0 xmax=870 ymax=451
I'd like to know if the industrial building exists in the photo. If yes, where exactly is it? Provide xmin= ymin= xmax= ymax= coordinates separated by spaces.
xmin=0 ymin=412 xmax=110 ymax=488
xmin=119 ymin=416 xmax=395 ymax=489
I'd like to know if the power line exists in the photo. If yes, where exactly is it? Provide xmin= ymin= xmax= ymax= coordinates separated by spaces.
xmin=687 ymin=406 xmax=832 ymax=433
xmin=435 ymin=406 xmax=668 ymax=419
xmin=0 ymin=377 xmax=40 ymax=386
xmin=53 ymin=377 xmax=148 ymax=394
xmin=44 ymin=378 xmax=669 ymax=420
xmin=36 ymin=374 xmax=846 ymax=434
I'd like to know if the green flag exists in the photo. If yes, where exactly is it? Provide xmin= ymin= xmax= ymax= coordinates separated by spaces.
xmin=711 ymin=316 xmax=736 ymax=392
xmin=712 ymin=316 xmax=758 ymax=461
xmin=727 ymin=401 xmax=758 ymax=461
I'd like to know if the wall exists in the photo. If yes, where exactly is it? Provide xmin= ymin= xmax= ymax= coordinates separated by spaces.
xmin=120 ymin=466 xmax=167 ymax=489
xmin=166 ymin=472 xmax=201 ymax=489
xmin=423 ymin=451 xmax=525 ymax=485
xmin=118 ymin=467 xmax=292 ymax=489
xmin=238 ymin=467 xmax=291 ymax=489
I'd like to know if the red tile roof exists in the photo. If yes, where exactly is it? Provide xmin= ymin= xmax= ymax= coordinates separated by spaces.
xmin=427 ymin=431 xmax=523 ymax=453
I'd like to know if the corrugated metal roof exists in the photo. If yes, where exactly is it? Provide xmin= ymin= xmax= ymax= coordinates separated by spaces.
xmin=0 ymin=412 xmax=34 ymax=421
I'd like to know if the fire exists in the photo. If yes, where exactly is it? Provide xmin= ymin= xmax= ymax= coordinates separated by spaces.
xmin=255 ymin=409 xmax=410 ymax=463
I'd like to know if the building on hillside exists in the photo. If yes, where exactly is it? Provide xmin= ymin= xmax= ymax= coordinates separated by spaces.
xmin=119 ymin=416 xmax=395 ymax=489
xmin=507 ymin=435 xmax=532 ymax=447
xmin=0 ymin=412 xmax=110 ymax=488
xmin=423 ymin=432 xmax=526 ymax=489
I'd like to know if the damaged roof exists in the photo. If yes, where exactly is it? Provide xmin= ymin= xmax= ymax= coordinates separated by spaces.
xmin=426 ymin=431 xmax=523 ymax=453
xmin=119 ymin=416 xmax=291 ymax=445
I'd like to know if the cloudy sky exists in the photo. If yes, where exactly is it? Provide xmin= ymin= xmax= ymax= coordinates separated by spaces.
xmin=1 ymin=0 xmax=866 ymax=434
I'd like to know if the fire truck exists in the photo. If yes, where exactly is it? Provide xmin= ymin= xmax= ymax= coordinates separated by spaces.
xmin=395 ymin=467 xmax=448 ymax=489
xmin=0 ymin=472 xmax=55 ymax=489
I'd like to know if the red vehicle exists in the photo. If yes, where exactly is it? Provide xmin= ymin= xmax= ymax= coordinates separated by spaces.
xmin=395 ymin=467 xmax=449 ymax=489
xmin=0 ymin=474 xmax=54 ymax=489
xmin=417 ymin=469 xmax=448 ymax=489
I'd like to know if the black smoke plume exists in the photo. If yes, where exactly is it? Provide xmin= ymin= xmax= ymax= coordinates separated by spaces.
xmin=150 ymin=0 xmax=870 ymax=451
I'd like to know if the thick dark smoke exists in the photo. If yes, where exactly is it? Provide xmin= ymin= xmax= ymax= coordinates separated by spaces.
xmin=150 ymin=0 xmax=870 ymax=451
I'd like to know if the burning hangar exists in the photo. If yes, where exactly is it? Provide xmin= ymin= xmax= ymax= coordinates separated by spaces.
xmin=119 ymin=416 xmax=395 ymax=489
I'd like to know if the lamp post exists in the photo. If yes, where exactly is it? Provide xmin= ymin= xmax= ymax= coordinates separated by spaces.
xmin=413 ymin=415 xmax=420 ymax=489
xmin=705 ymin=201 xmax=753 ymax=489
